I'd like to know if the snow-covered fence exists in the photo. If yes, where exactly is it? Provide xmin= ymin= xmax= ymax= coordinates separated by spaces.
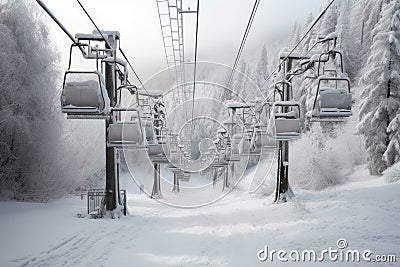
xmin=87 ymin=189 xmax=127 ymax=218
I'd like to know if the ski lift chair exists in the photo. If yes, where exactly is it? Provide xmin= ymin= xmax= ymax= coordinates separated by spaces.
xmin=61 ymin=71 xmax=110 ymax=119
xmin=223 ymin=134 xmax=240 ymax=162
xmin=61 ymin=44 xmax=110 ymax=119
xmin=238 ymin=129 xmax=253 ymax=155
xmin=250 ymin=102 xmax=276 ymax=153
xmin=217 ymin=129 xmax=240 ymax=162
xmin=147 ymin=131 xmax=169 ymax=163
xmin=147 ymin=120 xmax=169 ymax=163
xmin=180 ymin=171 xmax=190 ymax=182
xmin=270 ymin=102 xmax=301 ymax=141
xmin=208 ymin=143 xmax=226 ymax=168
xmin=107 ymin=108 xmax=146 ymax=149
xmin=311 ymin=77 xmax=352 ymax=122
xmin=252 ymin=124 xmax=277 ymax=153
xmin=168 ymin=143 xmax=180 ymax=165
xmin=231 ymin=134 xmax=242 ymax=156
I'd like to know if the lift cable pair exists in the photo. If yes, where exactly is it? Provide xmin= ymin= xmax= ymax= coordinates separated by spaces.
xmin=226 ymin=0 xmax=261 ymax=88
xmin=257 ymin=0 xmax=338 ymax=98
xmin=37 ymin=0 xmax=149 ymax=99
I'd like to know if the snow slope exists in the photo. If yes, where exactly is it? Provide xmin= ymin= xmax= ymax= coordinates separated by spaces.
xmin=0 ymin=165 xmax=399 ymax=267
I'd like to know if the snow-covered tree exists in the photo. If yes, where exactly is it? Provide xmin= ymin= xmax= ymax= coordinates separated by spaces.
xmin=357 ymin=0 xmax=400 ymax=175
xmin=0 ymin=0 xmax=60 ymax=198
xmin=254 ymin=45 xmax=269 ymax=89
xmin=383 ymin=1 xmax=400 ymax=167
xmin=319 ymin=1 xmax=339 ymax=37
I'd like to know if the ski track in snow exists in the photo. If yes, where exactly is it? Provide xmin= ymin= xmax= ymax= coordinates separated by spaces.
xmin=1 ymin=165 xmax=399 ymax=267
xmin=15 ymin=226 xmax=129 ymax=267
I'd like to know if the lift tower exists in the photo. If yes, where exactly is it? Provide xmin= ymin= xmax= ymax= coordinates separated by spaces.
xmin=104 ymin=33 xmax=119 ymax=211
xmin=274 ymin=53 xmax=303 ymax=203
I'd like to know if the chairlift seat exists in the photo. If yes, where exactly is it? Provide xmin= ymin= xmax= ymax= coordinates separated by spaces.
xmin=275 ymin=118 xmax=301 ymax=141
xmin=178 ymin=172 xmax=191 ymax=182
xmin=148 ymin=143 xmax=165 ymax=156
xmin=239 ymin=136 xmax=251 ymax=154
xmin=313 ymin=88 xmax=352 ymax=119
xmin=319 ymin=92 xmax=352 ymax=110
xmin=143 ymin=120 xmax=155 ymax=141
xmin=255 ymin=132 xmax=276 ymax=149
xmin=231 ymin=134 xmax=242 ymax=155
xmin=226 ymin=101 xmax=255 ymax=109
xmin=107 ymin=122 xmax=144 ymax=149
xmin=312 ymin=77 xmax=352 ymax=120
xmin=61 ymin=71 xmax=110 ymax=117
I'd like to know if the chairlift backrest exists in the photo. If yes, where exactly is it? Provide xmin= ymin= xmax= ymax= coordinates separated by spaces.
xmin=269 ymin=102 xmax=301 ymax=141
xmin=108 ymin=122 xmax=143 ymax=146
xmin=310 ymin=77 xmax=352 ymax=121
xmin=313 ymin=77 xmax=351 ymax=110
xmin=107 ymin=108 xmax=145 ymax=148
xmin=61 ymin=71 xmax=110 ymax=115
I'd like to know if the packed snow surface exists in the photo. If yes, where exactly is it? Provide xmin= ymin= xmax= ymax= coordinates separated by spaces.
xmin=0 ymin=165 xmax=399 ymax=267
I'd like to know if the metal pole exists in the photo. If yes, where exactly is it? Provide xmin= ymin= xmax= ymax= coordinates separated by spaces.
xmin=172 ymin=172 xmax=180 ymax=193
xmin=223 ymin=165 xmax=229 ymax=191
xmin=105 ymin=42 xmax=117 ymax=211
xmin=152 ymin=163 xmax=162 ymax=198
xmin=213 ymin=168 xmax=218 ymax=188
xmin=275 ymin=59 xmax=293 ymax=203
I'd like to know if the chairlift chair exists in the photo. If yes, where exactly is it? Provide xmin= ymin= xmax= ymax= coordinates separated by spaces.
xmin=181 ymin=171 xmax=191 ymax=182
xmin=61 ymin=70 xmax=110 ymax=119
xmin=310 ymin=77 xmax=352 ymax=122
xmin=238 ymin=129 xmax=253 ymax=155
xmin=252 ymin=124 xmax=277 ymax=153
xmin=270 ymin=101 xmax=301 ymax=141
xmin=61 ymin=43 xmax=111 ymax=119
xmin=249 ymin=102 xmax=277 ymax=153
xmin=107 ymin=108 xmax=146 ymax=149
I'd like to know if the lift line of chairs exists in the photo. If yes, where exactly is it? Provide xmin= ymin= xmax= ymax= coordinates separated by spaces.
xmin=60 ymin=31 xmax=352 ymax=186
xmin=60 ymin=31 xmax=190 ymax=176
xmin=208 ymin=32 xmax=353 ymax=172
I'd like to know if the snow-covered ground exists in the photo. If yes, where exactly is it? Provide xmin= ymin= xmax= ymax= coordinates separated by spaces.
xmin=0 ymin=164 xmax=399 ymax=267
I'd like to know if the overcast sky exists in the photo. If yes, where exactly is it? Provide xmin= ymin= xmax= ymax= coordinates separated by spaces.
xmin=37 ymin=0 xmax=328 ymax=82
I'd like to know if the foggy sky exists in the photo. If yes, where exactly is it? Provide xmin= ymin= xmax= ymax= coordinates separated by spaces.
xmin=38 ymin=0 xmax=327 ymax=83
